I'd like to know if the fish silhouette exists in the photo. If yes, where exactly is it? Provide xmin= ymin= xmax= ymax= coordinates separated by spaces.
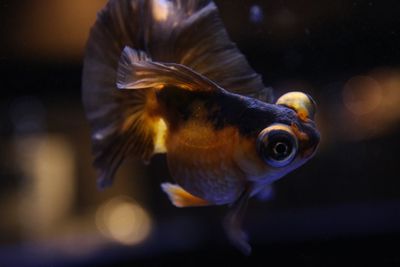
xmin=82 ymin=0 xmax=320 ymax=254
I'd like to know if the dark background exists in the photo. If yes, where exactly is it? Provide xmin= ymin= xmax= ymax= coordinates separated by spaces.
xmin=1 ymin=0 xmax=400 ymax=266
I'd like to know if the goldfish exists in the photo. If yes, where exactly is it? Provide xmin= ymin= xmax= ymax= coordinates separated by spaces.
xmin=82 ymin=0 xmax=320 ymax=254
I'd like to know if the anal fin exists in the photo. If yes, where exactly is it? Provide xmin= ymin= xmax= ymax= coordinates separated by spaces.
xmin=161 ymin=183 xmax=209 ymax=207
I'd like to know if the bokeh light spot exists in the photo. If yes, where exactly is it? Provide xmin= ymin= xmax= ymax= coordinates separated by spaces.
xmin=96 ymin=196 xmax=152 ymax=246
xmin=343 ymin=75 xmax=383 ymax=116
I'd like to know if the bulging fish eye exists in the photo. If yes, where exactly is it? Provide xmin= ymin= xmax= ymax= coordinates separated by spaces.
xmin=257 ymin=124 xmax=298 ymax=168
xmin=276 ymin=91 xmax=316 ymax=121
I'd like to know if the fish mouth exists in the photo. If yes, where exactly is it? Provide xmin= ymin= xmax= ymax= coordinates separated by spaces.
xmin=301 ymin=126 xmax=320 ymax=158
xmin=290 ymin=121 xmax=320 ymax=158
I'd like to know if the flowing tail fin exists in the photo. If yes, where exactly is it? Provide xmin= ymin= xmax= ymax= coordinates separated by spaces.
xmin=84 ymin=47 xmax=166 ymax=188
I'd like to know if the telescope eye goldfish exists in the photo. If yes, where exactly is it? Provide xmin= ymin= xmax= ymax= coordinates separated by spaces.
xmin=82 ymin=0 xmax=320 ymax=254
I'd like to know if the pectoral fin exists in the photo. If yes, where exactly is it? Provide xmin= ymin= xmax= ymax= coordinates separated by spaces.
xmin=256 ymin=185 xmax=274 ymax=201
xmin=161 ymin=183 xmax=210 ymax=208
xmin=224 ymin=186 xmax=252 ymax=255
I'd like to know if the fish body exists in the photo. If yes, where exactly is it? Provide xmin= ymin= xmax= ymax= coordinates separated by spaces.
xmin=151 ymin=85 xmax=317 ymax=205
xmin=82 ymin=0 xmax=320 ymax=254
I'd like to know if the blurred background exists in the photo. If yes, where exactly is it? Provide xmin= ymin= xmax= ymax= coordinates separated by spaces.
xmin=1 ymin=0 xmax=400 ymax=266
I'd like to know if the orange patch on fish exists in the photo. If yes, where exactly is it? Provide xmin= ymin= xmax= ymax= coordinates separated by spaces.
xmin=166 ymin=122 xmax=245 ymax=204
xmin=291 ymin=123 xmax=309 ymax=142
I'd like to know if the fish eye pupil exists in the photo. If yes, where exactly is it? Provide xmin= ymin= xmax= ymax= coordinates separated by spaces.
xmin=268 ymin=139 xmax=292 ymax=161
xmin=273 ymin=142 xmax=288 ymax=156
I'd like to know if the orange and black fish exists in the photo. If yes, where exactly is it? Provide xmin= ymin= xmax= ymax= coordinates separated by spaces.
xmin=82 ymin=0 xmax=320 ymax=254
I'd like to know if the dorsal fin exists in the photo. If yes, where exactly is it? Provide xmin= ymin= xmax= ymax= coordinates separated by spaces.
xmin=145 ymin=0 xmax=273 ymax=101
xmin=117 ymin=46 xmax=222 ymax=92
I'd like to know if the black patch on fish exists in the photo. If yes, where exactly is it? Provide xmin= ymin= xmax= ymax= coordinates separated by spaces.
xmin=156 ymin=87 xmax=297 ymax=137
xmin=156 ymin=86 xmax=217 ymax=127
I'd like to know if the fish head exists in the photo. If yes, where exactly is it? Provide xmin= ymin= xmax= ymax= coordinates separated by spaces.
xmin=244 ymin=92 xmax=320 ymax=184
